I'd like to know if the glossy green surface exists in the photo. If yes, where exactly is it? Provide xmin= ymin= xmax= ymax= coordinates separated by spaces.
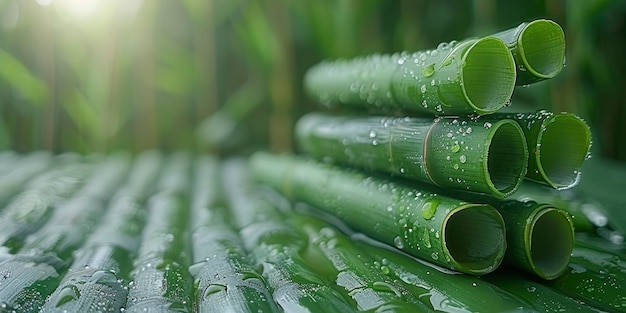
xmin=485 ymin=111 xmax=591 ymax=189
xmin=224 ymin=160 xmax=358 ymax=312
xmin=304 ymin=37 xmax=516 ymax=115
xmin=296 ymin=113 xmax=528 ymax=198
xmin=189 ymin=156 xmax=279 ymax=313
xmin=493 ymin=19 xmax=565 ymax=85
xmin=41 ymin=151 xmax=162 ymax=312
xmin=250 ymin=152 xmax=507 ymax=275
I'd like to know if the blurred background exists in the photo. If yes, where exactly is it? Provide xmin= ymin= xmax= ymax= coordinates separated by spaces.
xmin=0 ymin=0 xmax=624 ymax=162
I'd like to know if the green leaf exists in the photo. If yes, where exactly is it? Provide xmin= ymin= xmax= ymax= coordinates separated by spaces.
xmin=0 ymin=49 xmax=47 ymax=106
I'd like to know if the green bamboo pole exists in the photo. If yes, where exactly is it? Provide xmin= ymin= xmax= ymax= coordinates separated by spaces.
xmin=496 ymin=201 xmax=574 ymax=279
xmin=545 ymin=246 xmax=626 ymax=312
xmin=250 ymin=152 xmax=507 ymax=275
xmin=125 ymin=153 xmax=194 ymax=313
xmin=0 ymin=151 xmax=52 ymax=207
xmin=485 ymin=270 xmax=602 ymax=313
xmin=42 ymin=151 xmax=162 ymax=313
xmin=355 ymin=237 xmax=586 ymax=312
xmin=293 ymin=213 xmax=433 ymax=312
xmin=0 ymin=155 xmax=129 ymax=313
xmin=0 ymin=160 xmax=93 ymax=251
xmin=492 ymin=19 xmax=566 ymax=85
xmin=510 ymin=183 xmax=597 ymax=232
xmin=304 ymin=37 xmax=516 ymax=115
xmin=223 ymin=160 xmax=358 ymax=312
xmin=485 ymin=111 xmax=591 ymax=189
xmin=575 ymin=233 xmax=625 ymax=258
xmin=189 ymin=156 xmax=279 ymax=313
xmin=296 ymin=113 xmax=529 ymax=199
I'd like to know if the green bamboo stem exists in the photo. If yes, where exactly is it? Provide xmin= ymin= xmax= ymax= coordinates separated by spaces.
xmin=510 ymin=183 xmax=597 ymax=232
xmin=485 ymin=111 xmax=591 ymax=189
xmin=296 ymin=113 xmax=528 ymax=199
xmin=355 ymin=237 xmax=575 ymax=312
xmin=575 ymin=233 xmax=625 ymax=258
xmin=545 ymin=246 xmax=626 ymax=312
xmin=496 ymin=201 xmax=574 ymax=279
xmin=250 ymin=152 xmax=507 ymax=275
xmin=485 ymin=270 xmax=602 ymax=313
xmin=125 ymin=153 xmax=193 ymax=313
xmin=19 ymin=154 xmax=129 ymax=257
xmin=189 ymin=156 xmax=280 ymax=313
xmin=0 ymin=161 xmax=93 ymax=251
xmin=304 ymin=37 xmax=516 ymax=115
xmin=492 ymin=19 xmax=566 ymax=85
xmin=0 ymin=151 xmax=52 ymax=207
xmin=293 ymin=213 xmax=433 ymax=312
xmin=42 ymin=151 xmax=162 ymax=312
xmin=0 ymin=155 xmax=129 ymax=313
xmin=223 ymin=160 xmax=358 ymax=312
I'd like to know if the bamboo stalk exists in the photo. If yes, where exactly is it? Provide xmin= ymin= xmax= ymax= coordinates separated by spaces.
xmin=304 ymin=37 xmax=516 ymax=115
xmin=250 ymin=153 xmax=507 ymax=275
xmin=296 ymin=113 xmax=528 ymax=198
xmin=492 ymin=19 xmax=566 ymax=85
xmin=484 ymin=110 xmax=591 ymax=189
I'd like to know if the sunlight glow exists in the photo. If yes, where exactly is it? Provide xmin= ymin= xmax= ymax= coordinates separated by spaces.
xmin=36 ymin=0 xmax=54 ymax=6
xmin=57 ymin=0 xmax=101 ymax=18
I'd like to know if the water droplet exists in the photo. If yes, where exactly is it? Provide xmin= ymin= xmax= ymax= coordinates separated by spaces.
xmin=369 ymin=130 xmax=377 ymax=138
xmin=423 ymin=228 xmax=431 ymax=248
xmin=204 ymin=284 xmax=227 ymax=298
xmin=393 ymin=236 xmax=404 ymax=249
xmin=55 ymin=285 xmax=81 ymax=307
xmin=527 ymin=286 xmax=536 ymax=292
xmin=373 ymin=281 xmax=402 ymax=297
xmin=420 ymin=85 xmax=427 ymax=93
xmin=472 ymin=282 xmax=477 ymax=287
xmin=451 ymin=144 xmax=460 ymax=153
xmin=430 ymin=79 xmax=436 ymax=86
xmin=380 ymin=266 xmax=390 ymax=275
xmin=421 ymin=200 xmax=438 ymax=220
xmin=446 ymin=155 xmax=451 ymax=161
xmin=422 ymin=63 xmax=435 ymax=77
xmin=188 ymin=261 xmax=206 ymax=277
xmin=459 ymin=155 xmax=466 ymax=163
xmin=453 ymin=164 xmax=459 ymax=170
xmin=483 ymin=122 xmax=492 ymax=129
xmin=431 ymin=252 xmax=439 ymax=260
xmin=399 ymin=167 xmax=406 ymax=174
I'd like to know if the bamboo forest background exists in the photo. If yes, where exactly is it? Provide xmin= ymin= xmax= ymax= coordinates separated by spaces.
xmin=0 ymin=0 xmax=624 ymax=162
